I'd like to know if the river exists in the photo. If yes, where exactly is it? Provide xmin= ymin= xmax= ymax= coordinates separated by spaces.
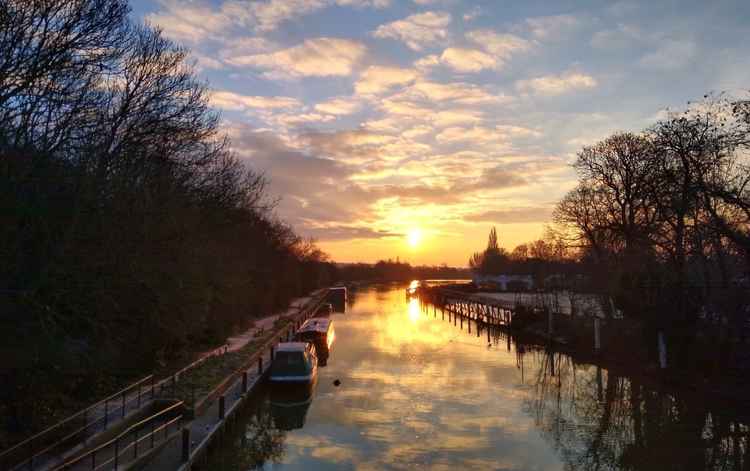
xmin=198 ymin=283 xmax=749 ymax=471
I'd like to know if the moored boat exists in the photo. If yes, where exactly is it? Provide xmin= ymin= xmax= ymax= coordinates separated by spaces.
xmin=269 ymin=342 xmax=318 ymax=383
xmin=295 ymin=317 xmax=335 ymax=366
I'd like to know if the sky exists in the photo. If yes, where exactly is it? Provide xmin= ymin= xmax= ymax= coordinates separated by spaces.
xmin=130 ymin=0 xmax=750 ymax=266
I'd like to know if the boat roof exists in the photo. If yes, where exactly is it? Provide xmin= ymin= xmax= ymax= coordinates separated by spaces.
xmin=298 ymin=318 xmax=331 ymax=333
xmin=276 ymin=342 xmax=309 ymax=352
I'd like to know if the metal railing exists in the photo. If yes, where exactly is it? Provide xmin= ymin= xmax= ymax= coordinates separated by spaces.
xmin=51 ymin=401 xmax=184 ymax=471
xmin=1 ymin=288 xmax=331 ymax=471
xmin=0 ymin=375 xmax=155 ymax=471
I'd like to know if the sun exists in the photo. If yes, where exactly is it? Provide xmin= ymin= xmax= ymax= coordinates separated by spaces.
xmin=407 ymin=228 xmax=422 ymax=247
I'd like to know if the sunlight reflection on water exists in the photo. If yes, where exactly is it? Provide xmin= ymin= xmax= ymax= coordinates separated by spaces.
xmin=199 ymin=284 xmax=750 ymax=471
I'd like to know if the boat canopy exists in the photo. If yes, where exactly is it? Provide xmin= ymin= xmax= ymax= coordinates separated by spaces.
xmin=298 ymin=318 xmax=332 ymax=334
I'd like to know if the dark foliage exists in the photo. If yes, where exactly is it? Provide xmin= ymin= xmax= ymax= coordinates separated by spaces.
xmin=0 ymin=0 xmax=333 ymax=445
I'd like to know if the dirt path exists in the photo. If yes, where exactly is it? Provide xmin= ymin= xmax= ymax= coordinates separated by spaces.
xmin=198 ymin=294 xmax=316 ymax=359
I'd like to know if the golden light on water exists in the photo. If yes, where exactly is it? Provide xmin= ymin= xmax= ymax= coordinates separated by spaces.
xmin=407 ymin=297 xmax=420 ymax=324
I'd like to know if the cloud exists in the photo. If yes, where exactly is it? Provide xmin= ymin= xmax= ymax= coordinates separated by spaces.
xmin=146 ymin=0 xmax=234 ymax=43
xmin=249 ymin=0 xmax=329 ymax=32
xmin=301 ymin=129 xmax=398 ymax=163
xmin=522 ymin=14 xmax=581 ymax=40
xmin=590 ymin=24 xmax=640 ymax=49
xmin=463 ymin=6 xmax=481 ymax=22
xmin=354 ymin=66 xmax=418 ymax=95
xmin=372 ymin=11 xmax=451 ymax=51
xmin=304 ymin=225 xmax=400 ymax=240
xmin=210 ymin=90 xmax=301 ymax=110
xmin=431 ymin=109 xmax=483 ymax=127
xmin=639 ymin=39 xmax=696 ymax=70
xmin=149 ymin=0 xmax=392 ymax=41
xmin=273 ymin=112 xmax=337 ymax=126
xmin=439 ymin=47 xmax=497 ymax=73
xmin=227 ymin=37 xmax=367 ymax=79
xmin=436 ymin=126 xmax=508 ymax=145
xmin=314 ymin=97 xmax=362 ymax=115
xmin=466 ymin=30 xmax=532 ymax=59
xmin=409 ymin=81 xmax=507 ymax=105
xmin=464 ymin=207 xmax=553 ymax=223
xmin=414 ymin=54 xmax=440 ymax=71
xmin=495 ymin=125 xmax=542 ymax=138
xmin=515 ymin=71 xmax=597 ymax=96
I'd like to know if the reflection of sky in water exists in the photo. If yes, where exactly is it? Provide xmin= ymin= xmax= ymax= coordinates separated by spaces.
xmin=217 ymin=286 xmax=565 ymax=470
xmin=204 ymin=285 xmax=750 ymax=471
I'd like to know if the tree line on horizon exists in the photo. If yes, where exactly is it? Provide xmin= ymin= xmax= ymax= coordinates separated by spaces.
xmin=338 ymin=259 xmax=470 ymax=282
xmin=469 ymin=95 xmax=750 ymax=327
xmin=0 ymin=0 xmax=336 ymax=444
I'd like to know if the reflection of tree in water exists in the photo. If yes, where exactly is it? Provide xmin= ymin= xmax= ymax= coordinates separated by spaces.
xmin=199 ymin=397 xmax=287 ymax=471
xmin=520 ymin=347 xmax=749 ymax=471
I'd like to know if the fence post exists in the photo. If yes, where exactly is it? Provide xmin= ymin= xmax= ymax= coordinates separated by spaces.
xmin=270 ymin=346 xmax=274 ymax=361
xmin=594 ymin=318 xmax=601 ymax=352
xmin=91 ymin=449 xmax=96 ymax=470
xmin=181 ymin=428 xmax=190 ymax=462
xmin=218 ymin=395 xmax=225 ymax=420
xmin=114 ymin=438 xmax=119 ymax=469
xmin=104 ymin=400 xmax=109 ymax=429
xmin=242 ymin=372 xmax=248 ymax=393
xmin=121 ymin=391 xmax=126 ymax=418
xmin=151 ymin=421 xmax=156 ymax=449
xmin=137 ymin=384 xmax=142 ymax=408
xmin=658 ymin=331 xmax=667 ymax=369
xmin=151 ymin=376 xmax=156 ymax=399
xmin=547 ymin=309 xmax=553 ymax=339
xmin=258 ymin=356 xmax=263 ymax=375
xmin=134 ymin=428 xmax=139 ymax=458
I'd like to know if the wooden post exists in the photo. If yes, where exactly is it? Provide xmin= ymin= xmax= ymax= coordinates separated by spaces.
xmin=181 ymin=428 xmax=191 ymax=462
xmin=121 ymin=392 xmax=126 ymax=418
xmin=134 ymin=429 xmax=139 ymax=458
xmin=258 ymin=356 xmax=263 ymax=375
xmin=658 ymin=331 xmax=667 ymax=369
xmin=242 ymin=372 xmax=248 ymax=393
xmin=270 ymin=346 xmax=274 ymax=361
xmin=104 ymin=400 xmax=109 ymax=429
xmin=219 ymin=395 xmax=225 ymax=420
xmin=137 ymin=384 xmax=142 ymax=408
xmin=114 ymin=438 xmax=119 ymax=469
xmin=547 ymin=309 xmax=553 ymax=339
xmin=594 ymin=318 xmax=601 ymax=352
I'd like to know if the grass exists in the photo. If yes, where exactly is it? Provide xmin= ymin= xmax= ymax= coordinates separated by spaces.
xmin=166 ymin=315 xmax=297 ymax=407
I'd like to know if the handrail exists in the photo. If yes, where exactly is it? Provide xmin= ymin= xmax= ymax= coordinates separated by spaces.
xmin=50 ymin=401 xmax=184 ymax=471
xmin=2 ymin=289 xmax=329 ymax=470
xmin=0 ymin=375 xmax=154 ymax=462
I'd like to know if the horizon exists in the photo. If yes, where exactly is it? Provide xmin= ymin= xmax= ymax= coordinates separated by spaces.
xmin=130 ymin=0 xmax=750 ymax=265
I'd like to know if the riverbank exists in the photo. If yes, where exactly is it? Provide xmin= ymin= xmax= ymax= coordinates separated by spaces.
xmin=0 ymin=291 xmax=328 ymax=471
xmin=419 ymin=284 xmax=750 ymax=407
xmin=134 ymin=289 xmax=331 ymax=471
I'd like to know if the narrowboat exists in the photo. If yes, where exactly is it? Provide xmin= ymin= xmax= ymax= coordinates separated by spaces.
xmin=269 ymin=342 xmax=318 ymax=383
xmin=294 ymin=317 xmax=335 ymax=366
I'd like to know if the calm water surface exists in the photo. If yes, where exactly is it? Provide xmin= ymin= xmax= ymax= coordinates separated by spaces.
xmin=200 ymin=284 xmax=749 ymax=471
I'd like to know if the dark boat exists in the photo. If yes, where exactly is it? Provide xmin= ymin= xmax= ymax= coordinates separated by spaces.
xmin=269 ymin=342 xmax=318 ymax=383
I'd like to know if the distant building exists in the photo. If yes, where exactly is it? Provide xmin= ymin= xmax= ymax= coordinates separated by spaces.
xmin=472 ymin=274 xmax=533 ymax=291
